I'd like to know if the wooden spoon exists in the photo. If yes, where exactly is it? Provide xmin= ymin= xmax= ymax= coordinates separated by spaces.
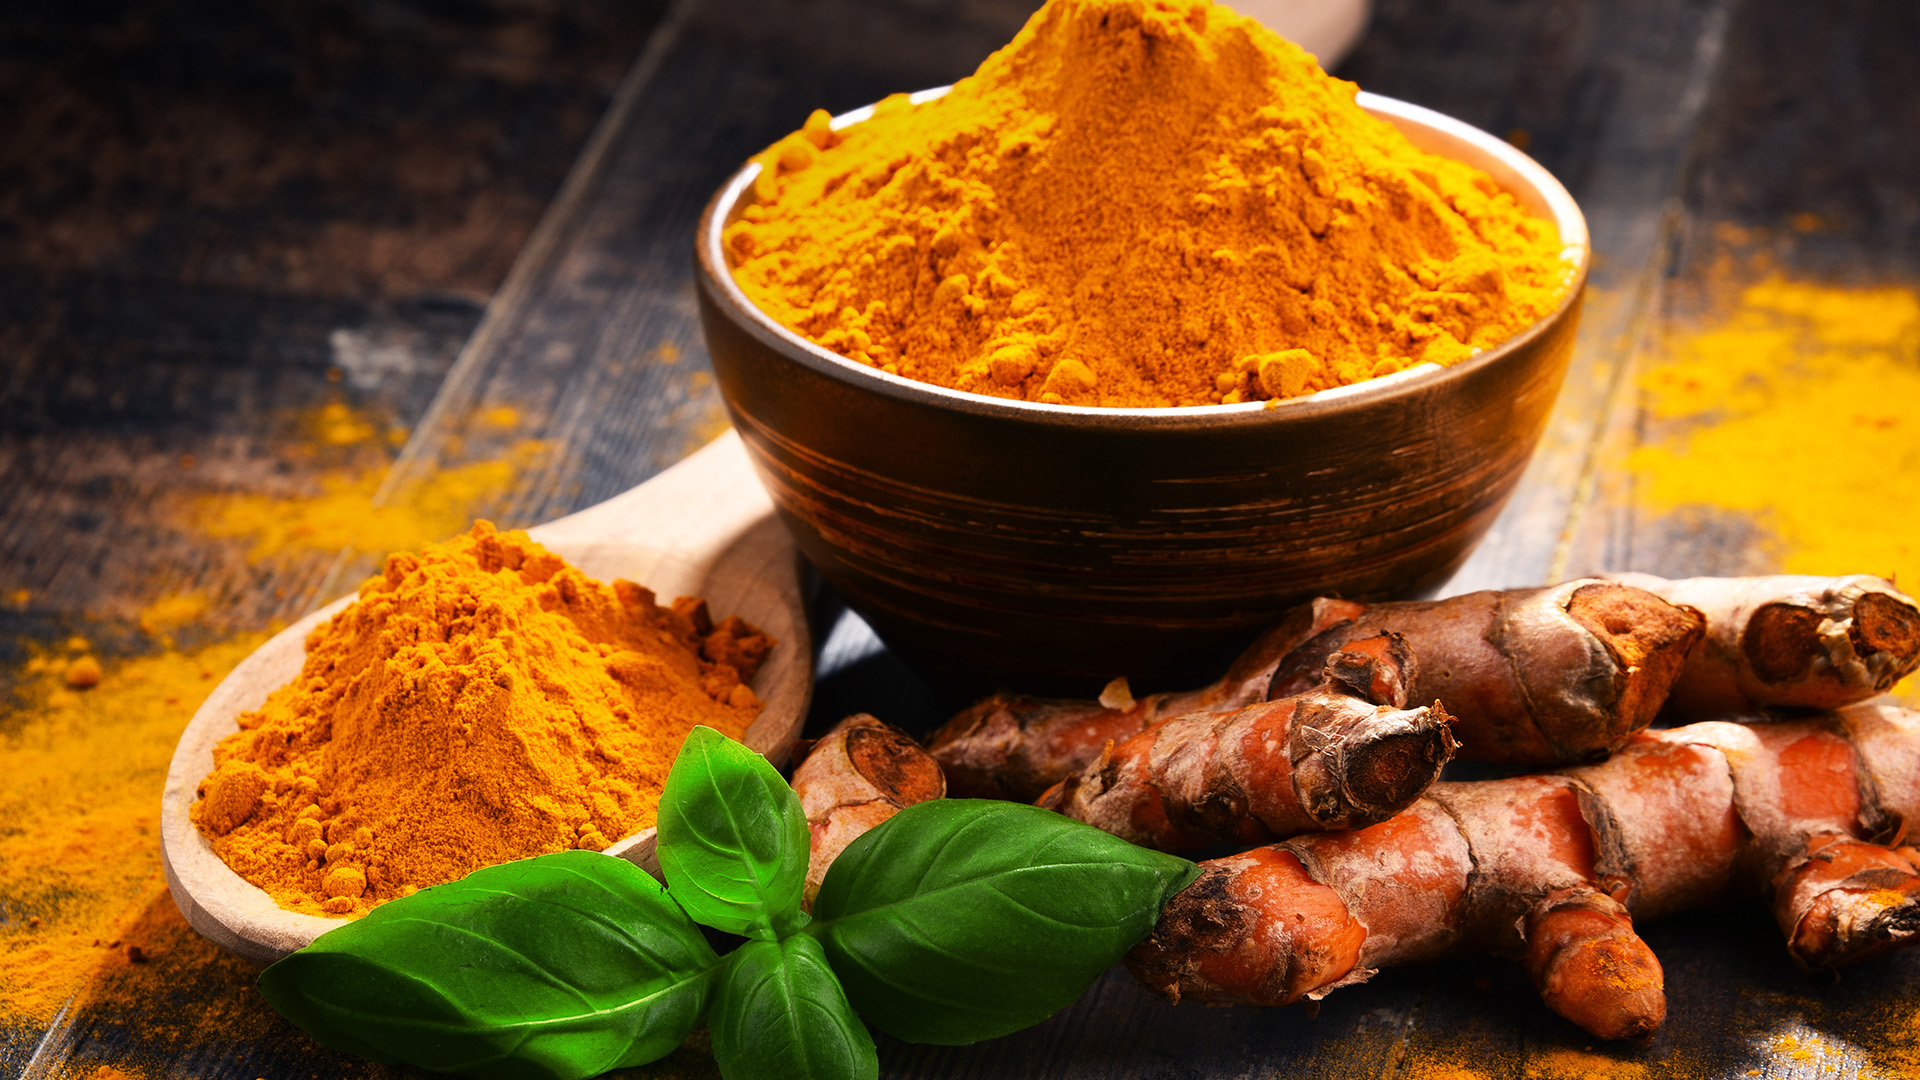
xmin=159 ymin=431 xmax=812 ymax=964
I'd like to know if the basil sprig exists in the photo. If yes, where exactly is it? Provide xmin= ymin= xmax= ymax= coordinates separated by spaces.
xmin=258 ymin=726 xmax=1197 ymax=1080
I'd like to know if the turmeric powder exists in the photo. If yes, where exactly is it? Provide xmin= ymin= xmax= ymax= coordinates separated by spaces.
xmin=191 ymin=521 xmax=772 ymax=917
xmin=191 ymin=436 xmax=548 ymax=563
xmin=727 ymin=0 xmax=1572 ymax=408
xmin=0 ymin=633 xmax=267 ymax=1019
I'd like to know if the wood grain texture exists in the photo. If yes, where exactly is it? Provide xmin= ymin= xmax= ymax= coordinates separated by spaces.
xmin=0 ymin=0 xmax=662 ymax=665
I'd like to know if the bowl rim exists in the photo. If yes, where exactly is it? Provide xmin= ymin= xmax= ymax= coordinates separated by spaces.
xmin=697 ymin=88 xmax=1589 ymax=431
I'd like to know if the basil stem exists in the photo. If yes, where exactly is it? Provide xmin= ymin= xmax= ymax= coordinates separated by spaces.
xmin=258 ymin=851 xmax=720 ymax=1080
xmin=807 ymin=799 xmax=1200 ymax=1045
xmin=656 ymin=725 xmax=810 ymax=940
xmin=711 ymin=934 xmax=879 ymax=1080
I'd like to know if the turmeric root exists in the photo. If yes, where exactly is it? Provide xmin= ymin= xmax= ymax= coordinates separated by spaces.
xmin=1126 ymin=705 xmax=1920 ymax=1041
xmin=931 ymin=598 xmax=1366 ymax=800
xmin=1608 ymin=573 xmax=1920 ymax=715
xmin=791 ymin=714 xmax=946 ymax=908
xmin=1266 ymin=580 xmax=1704 ymax=762
xmin=1039 ymin=634 xmax=1457 ymax=851
xmin=929 ymin=580 xmax=1703 ymax=790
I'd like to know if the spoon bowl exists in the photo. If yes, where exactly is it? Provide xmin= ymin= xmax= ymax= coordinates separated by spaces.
xmin=160 ymin=432 xmax=812 ymax=964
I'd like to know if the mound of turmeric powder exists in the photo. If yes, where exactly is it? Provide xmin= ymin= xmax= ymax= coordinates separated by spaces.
xmin=727 ymin=0 xmax=1573 ymax=408
xmin=190 ymin=521 xmax=771 ymax=917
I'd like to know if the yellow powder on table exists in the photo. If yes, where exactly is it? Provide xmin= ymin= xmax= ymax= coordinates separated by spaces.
xmin=728 ymin=0 xmax=1572 ymax=408
xmin=136 ymin=592 xmax=211 ymax=638
xmin=191 ymin=439 xmax=547 ymax=562
xmin=1401 ymin=1047 xmax=1656 ymax=1080
xmin=1865 ymin=1006 xmax=1920 ymax=1079
xmin=1626 ymin=278 xmax=1920 ymax=696
xmin=191 ymin=521 xmax=773 ymax=917
xmin=1522 ymin=1047 xmax=1651 ymax=1080
xmin=0 ymin=635 xmax=265 ymax=1019
xmin=304 ymin=400 xmax=383 ymax=447
xmin=1400 ymin=1063 xmax=1491 ymax=1080
xmin=63 ymin=654 xmax=105 ymax=688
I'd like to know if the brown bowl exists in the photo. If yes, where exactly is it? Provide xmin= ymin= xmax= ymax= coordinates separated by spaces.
xmin=695 ymin=91 xmax=1589 ymax=693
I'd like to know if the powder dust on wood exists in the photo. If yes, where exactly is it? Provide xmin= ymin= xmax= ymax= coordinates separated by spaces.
xmin=191 ymin=521 xmax=772 ymax=917
xmin=0 ymin=633 xmax=266 ymax=1020
xmin=1622 ymin=274 xmax=1920 ymax=701
xmin=189 ymin=435 xmax=549 ymax=564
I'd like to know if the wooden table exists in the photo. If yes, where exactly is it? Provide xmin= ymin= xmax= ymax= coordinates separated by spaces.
xmin=5 ymin=0 xmax=1918 ymax=1077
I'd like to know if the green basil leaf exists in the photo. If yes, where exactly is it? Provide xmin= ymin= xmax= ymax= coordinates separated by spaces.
xmin=808 ymin=799 xmax=1198 ymax=1045
xmin=711 ymin=935 xmax=878 ymax=1080
xmin=257 ymin=850 xmax=720 ymax=1080
xmin=656 ymin=725 xmax=809 ymax=939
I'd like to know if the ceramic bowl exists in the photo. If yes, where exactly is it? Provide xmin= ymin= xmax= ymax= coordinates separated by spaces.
xmin=695 ymin=90 xmax=1589 ymax=692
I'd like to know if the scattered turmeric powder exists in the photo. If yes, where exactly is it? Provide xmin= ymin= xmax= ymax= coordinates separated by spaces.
xmin=136 ymin=592 xmax=212 ymax=639
xmin=191 ymin=521 xmax=772 ymax=916
xmin=1625 ymin=277 xmax=1920 ymax=701
xmin=1629 ymin=280 xmax=1920 ymax=571
xmin=0 ymin=634 xmax=266 ymax=1019
xmin=728 ymin=0 xmax=1572 ymax=408
xmin=1396 ymin=1042 xmax=1681 ymax=1080
xmin=1522 ymin=1048 xmax=1651 ymax=1080
xmin=1401 ymin=1067 xmax=1490 ymax=1080
xmin=1864 ymin=1007 xmax=1920 ymax=1079
xmin=63 ymin=654 xmax=104 ymax=688
xmin=303 ymin=400 xmax=384 ymax=447
xmin=478 ymin=404 xmax=523 ymax=430
xmin=191 ymin=439 xmax=548 ymax=563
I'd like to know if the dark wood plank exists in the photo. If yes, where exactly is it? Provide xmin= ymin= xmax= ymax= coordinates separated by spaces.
xmin=367 ymin=0 xmax=1040 ymax=530
xmin=0 ymin=0 xmax=661 ymax=634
